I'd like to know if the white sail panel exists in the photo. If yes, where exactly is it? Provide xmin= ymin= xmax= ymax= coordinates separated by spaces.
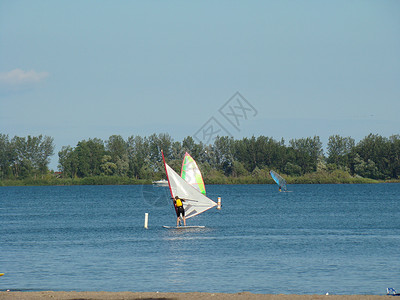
xmin=165 ymin=163 xmax=216 ymax=219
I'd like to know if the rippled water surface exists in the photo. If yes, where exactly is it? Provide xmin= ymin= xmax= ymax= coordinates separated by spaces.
xmin=1 ymin=183 xmax=399 ymax=295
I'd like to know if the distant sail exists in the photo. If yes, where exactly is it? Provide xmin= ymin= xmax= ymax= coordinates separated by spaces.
xmin=181 ymin=152 xmax=206 ymax=195
xmin=269 ymin=170 xmax=287 ymax=191
xmin=162 ymin=151 xmax=216 ymax=219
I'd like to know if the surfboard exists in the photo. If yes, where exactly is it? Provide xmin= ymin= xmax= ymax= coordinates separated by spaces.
xmin=0 ymin=273 xmax=4 ymax=277
xmin=163 ymin=225 xmax=205 ymax=229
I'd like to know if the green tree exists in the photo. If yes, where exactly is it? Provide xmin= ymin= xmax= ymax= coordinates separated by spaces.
xmin=171 ymin=141 xmax=183 ymax=160
xmin=58 ymin=146 xmax=78 ymax=178
xmin=38 ymin=135 xmax=55 ymax=173
xmin=0 ymin=134 xmax=11 ymax=179
xmin=148 ymin=133 xmax=174 ymax=173
xmin=353 ymin=154 xmax=381 ymax=179
xmin=106 ymin=135 xmax=127 ymax=160
xmin=232 ymin=160 xmax=248 ymax=177
xmin=100 ymin=155 xmax=117 ymax=176
xmin=11 ymin=136 xmax=26 ymax=177
xmin=284 ymin=162 xmax=302 ymax=176
xmin=289 ymin=136 xmax=323 ymax=174
xmin=127 ymin=135 xmax=150 ymax=179
xmin=9 ymin=135 xmax=54 ymax=178
xmin=234 ymin=136 xmax=257 ymax=172
xmin=353 ymin=134 xmax=390 ymax=179
xmin=75 ymin=138 xmax=105 ymax=177
xmin=201 ymin=144 xmax=217 ymax=171
xmin=255 ymin=136 xmax=286 ymax=171
xmin=213 ymin=136 xmax=235 ymax=175
xmin=327 ymin=135 xmax=355 ymax=169
xmin=106 ymin=135 xmax=129 ymax=176
xmin=389 ymin=135 xmax=400 ymax=178
xmin=182 ymin=136 xmax=201 ymax=159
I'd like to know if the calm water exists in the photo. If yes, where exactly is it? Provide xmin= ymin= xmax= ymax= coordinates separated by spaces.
xmin=1 ymin=184 xmax=399 ymax=295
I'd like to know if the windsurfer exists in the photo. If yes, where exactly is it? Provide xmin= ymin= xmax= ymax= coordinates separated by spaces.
xmin=174 ymin=196 xmax=186 ymax=226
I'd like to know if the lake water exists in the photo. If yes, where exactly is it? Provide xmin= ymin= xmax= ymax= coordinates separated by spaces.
xmin=1 ymin=183 xmax=399 ymax=295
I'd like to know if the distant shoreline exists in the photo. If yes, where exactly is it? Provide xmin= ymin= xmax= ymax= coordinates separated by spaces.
xmin=0 ymin=291 xmax=391 ymax=300
xmin=0 ymin=178 xmax=399 ymax=187
xmin=2 ymin=171 xmax=400 ymax=187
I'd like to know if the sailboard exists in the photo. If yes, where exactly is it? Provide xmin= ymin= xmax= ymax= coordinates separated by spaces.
xmin=162 ymin=150 xmax=216 ymax=227
xmin=163 ymin=225 xmax=205 ymax=229
xmin=269 ymin=170 xmax=288 ymax=192
xmin=181 ymin=152 xmax=206 ymax=195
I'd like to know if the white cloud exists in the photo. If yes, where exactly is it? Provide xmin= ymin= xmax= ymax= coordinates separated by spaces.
xmin=0 ymin=68 xmax=49 ymax=86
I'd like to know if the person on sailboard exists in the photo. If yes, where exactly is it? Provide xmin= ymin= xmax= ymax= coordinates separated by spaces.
xmin=279 ymin=186 xmax=282 ymax=192
xmin=174 ymin=195 xmax=186 ymax=226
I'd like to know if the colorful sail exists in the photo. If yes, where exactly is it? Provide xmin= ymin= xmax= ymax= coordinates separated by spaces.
xmin=162 ymin=151 xmax=216 ymax=219
xmin=269 ymin=170 xmax=287 ymax=191
xmin=181 ymin=152 xmax=206 ymax=195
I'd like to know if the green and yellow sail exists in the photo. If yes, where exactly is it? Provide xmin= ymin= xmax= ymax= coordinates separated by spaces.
xmin=180 ymin=152 xmax=206 ymax=195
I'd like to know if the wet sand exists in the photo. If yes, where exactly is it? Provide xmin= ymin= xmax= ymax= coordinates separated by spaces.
xmin=0 ymin=291 xmax=390 ymax=299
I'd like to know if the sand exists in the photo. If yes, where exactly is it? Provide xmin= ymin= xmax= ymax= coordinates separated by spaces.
xmin=0 ymin=291 xmax=390 ymax=300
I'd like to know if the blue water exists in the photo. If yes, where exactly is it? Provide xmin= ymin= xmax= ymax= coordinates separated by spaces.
xmin=1 ymin=184 xmax=399 ymax=295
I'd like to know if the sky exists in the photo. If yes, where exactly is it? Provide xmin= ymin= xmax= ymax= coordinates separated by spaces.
xmin=1 ymin=0 xmax=399 ymax=170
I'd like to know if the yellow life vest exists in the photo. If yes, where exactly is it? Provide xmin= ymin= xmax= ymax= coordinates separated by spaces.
xmin=175 ymin=198 xmax=183 ymax=207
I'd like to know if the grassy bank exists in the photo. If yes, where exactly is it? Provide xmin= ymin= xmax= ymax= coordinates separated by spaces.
xmin=0 ymin=176 xmax=151 ymax=187
xmin=1 ymin=170 xmax=397 ymax=187
xmin=204 ymin=170 xmax=380 ymax=185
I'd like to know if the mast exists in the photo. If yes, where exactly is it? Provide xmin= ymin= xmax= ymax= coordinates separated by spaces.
xmin=161 ymin=150 xmax=174 ymax=199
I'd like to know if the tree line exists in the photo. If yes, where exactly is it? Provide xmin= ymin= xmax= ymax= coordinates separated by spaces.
xmin=1 ymin=133 xmax=399 ymax=182
xmin=57 ymin=133 xmax=400 ymax=181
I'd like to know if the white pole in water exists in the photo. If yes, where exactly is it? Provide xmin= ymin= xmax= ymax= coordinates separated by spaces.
xmin=217 ymin=197 xmax=221 ymax=210
xmin=144 ymin=213 xmax=149 ymax=229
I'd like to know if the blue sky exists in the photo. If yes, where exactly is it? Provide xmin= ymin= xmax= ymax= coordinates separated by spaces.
xmin=1 ymin=1 xmax=399 ymax=170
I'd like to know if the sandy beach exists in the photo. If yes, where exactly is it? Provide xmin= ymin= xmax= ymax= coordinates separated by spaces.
xmin=0 ymin=291 xmax=391 ymax=300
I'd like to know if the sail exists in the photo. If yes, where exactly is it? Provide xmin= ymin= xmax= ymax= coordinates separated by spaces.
xmin=269 ymin=170 xmax=287 ymax=191
xmin=162 ymin=152 xmax=216 ymax=219
xmin=181 ymin=152 xmax=206 ymax=195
